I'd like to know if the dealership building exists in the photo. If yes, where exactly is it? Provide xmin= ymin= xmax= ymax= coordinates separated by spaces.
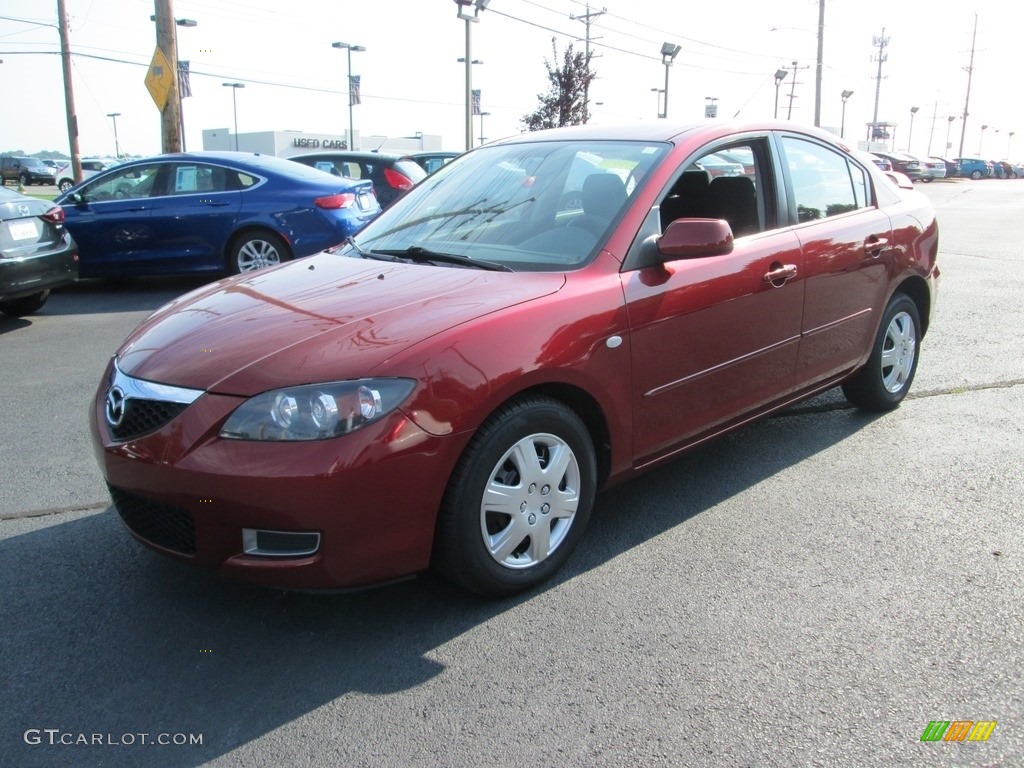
xmin=200 ymin=128 xmax=444 ymax=157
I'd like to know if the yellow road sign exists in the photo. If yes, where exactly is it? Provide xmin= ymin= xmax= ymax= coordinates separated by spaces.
xmin=145 ymin=46 xmax=174 ymax=112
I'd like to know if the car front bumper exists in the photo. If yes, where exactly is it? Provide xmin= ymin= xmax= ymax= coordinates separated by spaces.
xmin=90 ymin=370 xmax=470 ymax=590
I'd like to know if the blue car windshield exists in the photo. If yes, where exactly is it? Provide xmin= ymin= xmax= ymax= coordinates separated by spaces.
xmin=350 ymin=140 xmax=668 ymax=271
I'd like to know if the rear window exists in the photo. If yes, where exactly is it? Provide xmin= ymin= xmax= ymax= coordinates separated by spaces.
xmin=393 ymin=160 xmax=427 ymax=183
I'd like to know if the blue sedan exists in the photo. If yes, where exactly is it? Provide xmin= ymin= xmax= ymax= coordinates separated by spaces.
xmin=55 ymin=152 xmax=380 ymax=278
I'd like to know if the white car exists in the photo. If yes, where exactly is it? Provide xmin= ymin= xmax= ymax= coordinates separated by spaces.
xmin=55 ymin=157 xmax=120 ymax=193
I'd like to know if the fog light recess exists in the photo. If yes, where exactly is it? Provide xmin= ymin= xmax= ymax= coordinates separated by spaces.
xmin=242 ymin=529 xmax=321 ymax=558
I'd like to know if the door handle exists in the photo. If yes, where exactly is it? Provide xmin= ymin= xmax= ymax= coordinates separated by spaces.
xmin=763 ymin=263 xmax=798 ymax=285
xmin=865 ymin=235 xmax=889 ymax=256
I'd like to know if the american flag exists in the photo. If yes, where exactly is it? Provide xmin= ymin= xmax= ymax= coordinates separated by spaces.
xmin=178 ymin=60 xmax=192 ymax=98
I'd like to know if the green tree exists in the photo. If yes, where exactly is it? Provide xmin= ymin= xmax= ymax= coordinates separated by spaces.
xmin=521 ymin=39 xmax=597 ymax=132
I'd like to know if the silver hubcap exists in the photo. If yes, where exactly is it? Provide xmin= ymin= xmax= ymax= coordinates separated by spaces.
xmin=480 ymin=432 xmax=581 ymax=569
xmin=880 ymin=310 xmax=916 ymax=393
xmin=236 ymin=239 xmax=281 ymax=272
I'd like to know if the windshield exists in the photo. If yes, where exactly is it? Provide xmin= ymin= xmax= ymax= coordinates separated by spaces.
xmin=351 ymin=140 xmax=668 ymax=271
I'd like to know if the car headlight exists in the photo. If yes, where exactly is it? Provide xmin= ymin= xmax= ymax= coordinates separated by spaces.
xmin=219 ymin=379 xmax=416 ymax=441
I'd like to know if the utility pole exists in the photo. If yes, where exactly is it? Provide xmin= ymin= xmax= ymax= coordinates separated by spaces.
xmin=870 ymin=28 xmax=889 ymax=126
xmin=57 ymin=0 xmax=82 ymax=184
xmin=786 ymin=60 xmax=806 ymax=120
xmin=153 ymin=0 xmax=183 ymax=153
xmin=958 ymin=14 xmax=978 ymax=159
xmin=570 ymin=3 xmax=605 ymax=122
xmin=814 ymin=0 xmax=824 ymax=127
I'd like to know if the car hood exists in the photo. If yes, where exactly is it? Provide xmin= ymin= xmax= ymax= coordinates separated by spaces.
xmin=116 ymin=251 xmax=565 ymax=396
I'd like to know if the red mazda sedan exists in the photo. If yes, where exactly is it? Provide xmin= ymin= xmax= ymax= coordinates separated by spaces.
xmin=91 ymin=121 xmax=939 ymax=597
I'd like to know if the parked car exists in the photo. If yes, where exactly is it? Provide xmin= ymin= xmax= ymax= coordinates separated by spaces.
xmin=289 ymin=151 xmax=427 ymax=208
xmin=0 ymin=187 xmax=78 ymax=317
xmin=54 ymin=151 xmax=380 ymax=278
xmin=1012 ymin=162 xmax=1024 ymax=179
xmin=995 ymin=160 xmax=1014 ymax=179
xmin=954 ymin=157 xmax=992 ymax=179
xmin=55 ymin=157 xmax=121 ymax=194
xmin=1 ymin=156 xmax=57 ymax=186
xmin=909 ymin=155 xmax=946 ymax=182
xmin=929 ymin=157 xmax=956 ymax=177
xmin=90 ymin=120 xmax=939 ymax=597
xmin=864 ymin=153 xmax=893 ymax=172
xmin=870 ymin=151 xmax=924 ymax=181
xmin=408 ymin=150 xmax=461 ymax=175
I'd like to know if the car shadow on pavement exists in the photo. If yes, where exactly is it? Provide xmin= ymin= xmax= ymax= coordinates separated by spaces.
xmin=45 ymin=276 xmax=217 ymax=316
xmin=0 ymin=403 xmax=880 ymax=767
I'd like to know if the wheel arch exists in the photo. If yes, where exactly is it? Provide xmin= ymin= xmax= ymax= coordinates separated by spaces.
xmin=894 ymin=274 xmax=932 ymax=338
xmin=481 ymin=382 xmax=613 ymax=491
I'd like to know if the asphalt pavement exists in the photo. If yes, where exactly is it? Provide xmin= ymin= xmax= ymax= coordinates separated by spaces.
xmin=1 ymin=179 xmax=1021 ymax=767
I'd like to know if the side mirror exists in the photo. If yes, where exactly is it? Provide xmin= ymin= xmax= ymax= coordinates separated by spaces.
xmin=633 ymin=218 xmax=734 ymax=269
xmin=885 ymin=171 xmax=914 ymax=190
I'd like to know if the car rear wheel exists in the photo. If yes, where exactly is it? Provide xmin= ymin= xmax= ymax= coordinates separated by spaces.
xmin=0 ymin=290 xmax=50 ymax=317
xmin=842 ymin=293 xmax=921 ymax=411
xmin=971 ymin=170 xmax=983 ymax=180
xmin=228 ymin=231 xmax=290 ymax=274
xmin=434 ymin=395 xmax=596 ymax=597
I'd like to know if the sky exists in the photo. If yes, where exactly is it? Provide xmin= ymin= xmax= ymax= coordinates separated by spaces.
xmin=1 ymin=0 xmax=1020 ymax=162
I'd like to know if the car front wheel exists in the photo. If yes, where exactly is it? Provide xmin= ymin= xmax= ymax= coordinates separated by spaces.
xmin=434 ymin=395 xmax=597 ymax=597
xmin=58 ymin=180 xmax=74 ymax=193
xmin=842 ymin=293 xmax=921 ymax=411
xmin=228 ymin=231 xmax=290 ymax=274
xmin=0 ymin=290 xmax=50 ymax=317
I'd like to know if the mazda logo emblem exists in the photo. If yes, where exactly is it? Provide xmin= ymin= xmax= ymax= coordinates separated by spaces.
xmin=105 ymin=386 xmax=127 ymax=428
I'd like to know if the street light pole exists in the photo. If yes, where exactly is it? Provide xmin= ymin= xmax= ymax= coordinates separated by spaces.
xmin=651 ymin=88 xmax=665 ymax=119
xmin=479 ymin=111 xmax=491 ymax=145
xmin=455 ymin=1 xmax=490 ymax=151
xmin=945 ymin=116 xmax=956 ymax=153
xmin=222 ymin=83 xmax=245 ymax=151
xmin=978 ymin=124 xmax=988 ymax=155
xmin=332 ymin=42 xmax=366 ymax=151
xmin=106 ymin=112 xmax=121 ymax=158
xmin=660 ymin=42 xmax=681 ymax=119
xmin=840 ymin=90 xmax=853 ymax=139
xmin=773 ymin=68 xmax=788 ymax=120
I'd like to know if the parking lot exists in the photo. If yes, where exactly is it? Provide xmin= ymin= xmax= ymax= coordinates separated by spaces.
xmin=1 ymin=180 xmax=1022 ymax=767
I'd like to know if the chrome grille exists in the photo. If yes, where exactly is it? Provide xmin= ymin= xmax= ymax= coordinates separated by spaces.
xmin=102 ymin=358 xmax=203 ymax=442
xmin=110 ymin=399 xmax=188 ymax=441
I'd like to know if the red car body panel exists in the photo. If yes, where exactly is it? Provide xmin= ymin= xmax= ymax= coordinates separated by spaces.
xmin=91 ymin=120 xmax=939 ymax=591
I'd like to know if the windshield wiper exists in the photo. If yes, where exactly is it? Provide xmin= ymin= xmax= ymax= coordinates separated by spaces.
xmin=342 ymin=236 xmax=399 ymax=263
xmin=372 ymin=246 xmax=513 ymax=272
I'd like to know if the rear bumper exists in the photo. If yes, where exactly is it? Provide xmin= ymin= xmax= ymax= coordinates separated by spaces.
xmin=0 ymin=239 xmax=78 ymax=301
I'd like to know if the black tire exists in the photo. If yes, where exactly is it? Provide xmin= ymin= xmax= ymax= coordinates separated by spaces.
xmin=58 ymin=180 xmax=73 ymax=193
xmin=0 ymin=290 xmax=50 ymax=318
xmin=228 ymin=230 xmax=291 ymax=275
xmin=842 ymin=293 xmax=921 ymax=411
xmin=971 ymin=170 xmax=983 ymax=180
xmin=433 ymin=395 xmax=597 ymax=597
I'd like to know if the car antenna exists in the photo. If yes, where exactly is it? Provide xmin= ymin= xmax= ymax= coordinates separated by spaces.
xmin=371 ymin=136 xmax=388 ymax=152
